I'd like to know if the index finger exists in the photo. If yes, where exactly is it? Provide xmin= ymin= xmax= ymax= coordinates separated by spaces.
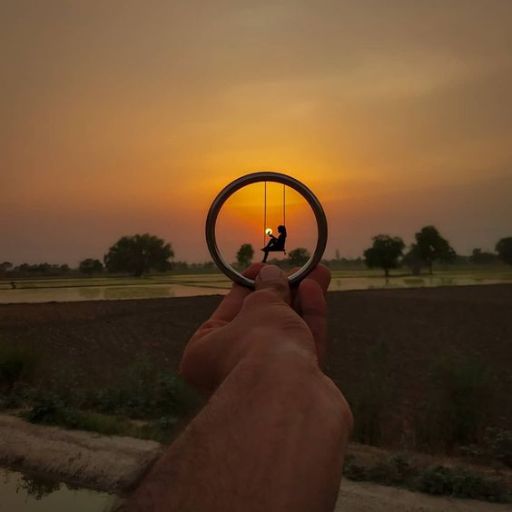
xmin=208 ymin=262 xmax=264 ymax=323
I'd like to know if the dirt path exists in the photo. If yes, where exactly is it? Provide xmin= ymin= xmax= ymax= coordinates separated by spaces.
xmin=336 ymin=480 xmax=511 ymax=511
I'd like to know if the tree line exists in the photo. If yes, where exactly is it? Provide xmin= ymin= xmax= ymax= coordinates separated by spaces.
xmin=1 ymin=230 xmax=511 ymax=278
xmin=362 ymin=226 xmax=512 ymax=277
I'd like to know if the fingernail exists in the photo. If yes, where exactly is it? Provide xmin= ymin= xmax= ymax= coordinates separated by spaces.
xmin=259 ymin=265 xmax=282 ymax=281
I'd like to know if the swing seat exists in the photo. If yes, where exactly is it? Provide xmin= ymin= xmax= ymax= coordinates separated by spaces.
xmin=266 ymin=247 xmax=286 ymax=254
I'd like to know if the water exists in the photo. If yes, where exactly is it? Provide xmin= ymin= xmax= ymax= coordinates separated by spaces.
xmin=328 ymin=274 xmax=512 ymax=291
xmin=0 ymin=273 xmax=510 ymax=304
xmin=0 ymin=469 xmax=116 ymax=511
xmin=0 ymin=283 xmax=230 ymax=304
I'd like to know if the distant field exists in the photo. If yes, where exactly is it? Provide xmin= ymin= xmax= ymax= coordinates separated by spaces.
xmin=0 ymin=266 xmax=511 ymax=303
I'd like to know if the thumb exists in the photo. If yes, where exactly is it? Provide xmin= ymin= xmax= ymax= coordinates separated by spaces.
xmin=254 ymin=265 xmax=291 ymax=304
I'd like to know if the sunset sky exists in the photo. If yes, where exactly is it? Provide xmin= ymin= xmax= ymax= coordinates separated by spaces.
xmin=1 ymin=1 xmax=511 ymax=264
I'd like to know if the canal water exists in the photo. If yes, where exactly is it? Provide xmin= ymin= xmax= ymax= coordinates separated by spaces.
xmin=0 ymin=273 xmax=510 ymax=304
xmin=0 ymin=469 xmax=117 ymax=511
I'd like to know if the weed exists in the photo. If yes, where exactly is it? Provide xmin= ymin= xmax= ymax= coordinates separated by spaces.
xmin=351 ymin=341 xmax=391 ymax=445
xmin=416 ymin=465 xmax=510 ymax=502
xmin=343 ymin=453 xmax=511 ymax=503
xmin=415 ymin=355 xmax=494 ymax=451
xmin=460 ymin=427 xmax=512 ymax=468
xmin=0 ymin=344 xmax=38 ymax=390
xmin=24 ymin=395 xmax=126 ymax=436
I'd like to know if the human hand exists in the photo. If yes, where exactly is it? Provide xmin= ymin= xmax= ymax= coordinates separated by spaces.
xmin=179 ymin=263 xmax=331 ymax=393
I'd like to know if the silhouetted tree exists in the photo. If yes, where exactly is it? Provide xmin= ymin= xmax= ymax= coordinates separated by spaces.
xmin=414 ymin=225 xmax=456 ymax=274
xmin=12 ymin=262 xmax=69 ymax=275
xmin=496 ymin=237 xmax=512 ymax=265
xmin=104 ymin=234 xmax=174 ymax=276
xmin=288 ymin=247 xmax=310 ymax=267
xmin=236 ymin=243 xmax=254 ymax=268
xmin=469 ymin=248 xmax=498 ymax=265
xmin=364 ymin=235 xmax=405 ymax=277
xmin=79 ymin=258 xmax=104 ymax=275
xmin=0 ymin=261 xmax=13 ymax=273
xmin=402 ymin=245 xmax=423 ymax=275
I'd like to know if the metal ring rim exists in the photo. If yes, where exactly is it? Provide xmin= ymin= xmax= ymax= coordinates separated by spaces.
xmin=205 ymin=171 xmax=328 ymax=288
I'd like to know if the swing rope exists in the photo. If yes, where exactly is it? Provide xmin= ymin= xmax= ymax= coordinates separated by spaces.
xmin=263 ymin=182 xmax=286 ymax=250
xmin=283 ymin=184 xmax=286 ymax=227
xmin=263 ymin=181 xmax=267 ymax=247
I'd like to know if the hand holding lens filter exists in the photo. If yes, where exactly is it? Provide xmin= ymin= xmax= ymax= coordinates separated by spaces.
xmin=205 ymin=172 xmax=328 ymax=288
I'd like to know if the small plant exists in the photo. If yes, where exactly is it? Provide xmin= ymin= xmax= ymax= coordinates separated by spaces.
xmin=343 ymin=452 xmax=511 ymax=503
xmin=24 ymin=395 xmax=126 ymax=436
xmin=460 ymin=427 xmax=512 ymax=468
xmin=414 ymin=355 xmax=494 ymax=452
xmin=416 ymin=465 xmax=510 ymax=502
xmin=0 ymin=344 xmax=38 ymax=390
xmin=484 ymin=428 xmax=512 ymax=468
xmin=351 ymin=342 xmax=391 ymax=445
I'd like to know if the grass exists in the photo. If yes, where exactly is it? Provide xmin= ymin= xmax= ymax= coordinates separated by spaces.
xmin=0 ymin=337 xmax=201 ymax=442
xmin=414 ymin=355 xmax=495 ymax=452
xmin=343 ymin=452 xmax=511 ymax=503
xmin=0 ymin=343 xmax=39 ymax=391
xmin=350 ymin=341 xmax=391 ymax=446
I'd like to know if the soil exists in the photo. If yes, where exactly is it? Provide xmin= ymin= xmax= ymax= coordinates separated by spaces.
xmin=1 ymin=285 xmax=512 ymax=446
xmin=1 ymin=284 xmax=511 ymax=509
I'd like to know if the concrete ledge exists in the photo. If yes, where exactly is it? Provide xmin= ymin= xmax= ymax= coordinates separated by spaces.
xmin=0 ymin=414 xmax=163 ymax=493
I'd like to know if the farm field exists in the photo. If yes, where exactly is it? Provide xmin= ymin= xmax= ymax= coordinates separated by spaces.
xmin=1 ymin=266 xmax=511 ymax=303
xmin=1 ymin=283 xmax=511 ymax=507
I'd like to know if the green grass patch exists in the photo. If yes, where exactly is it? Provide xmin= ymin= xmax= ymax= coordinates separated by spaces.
xmin=0 ymin=343 xmax=39 ymax=390
xmin=343 ymin=452 xmax=511 ymax=503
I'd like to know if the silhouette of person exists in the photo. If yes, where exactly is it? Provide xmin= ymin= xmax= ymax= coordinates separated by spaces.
xmin=262 ymin=225 xmax=287 ymax=262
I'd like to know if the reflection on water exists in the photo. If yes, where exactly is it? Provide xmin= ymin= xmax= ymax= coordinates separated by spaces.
xmin=0 ymin=273 xmax=511 ymax=304
xmin=0 ymin=469 xmax=115 ymax=511
xmin=0 ymin=284 xmax=229 ymax=304
xmin=328 ymin=275 xmax=511 ymax=291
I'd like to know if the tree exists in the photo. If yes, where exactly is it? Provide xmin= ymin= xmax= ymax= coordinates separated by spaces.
xmin=363 ymin=235 xmax=405 ymax=277
xmin=104 ymin=234 xmax=174 ymax=276
xmin=496 ymin=237 xmax=512 ymax=265
xmin=236 ymin=243 xmax=254 ymax=268
xmin=414 ymin=225 xmax=456 ymax=274
xmin=469 ymin=248 xmax=498 ymax=265
xmin=0 ymin=261 xmax=13 ymax=273
xmin=79 ymin=258 xmax=104 ymax=275
xmin=288 ymin=247 xmax=310 ymax=267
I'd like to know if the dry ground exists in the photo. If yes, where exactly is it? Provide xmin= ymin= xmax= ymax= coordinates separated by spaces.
xmin=1 ymin=284 xmax=511 ymax=446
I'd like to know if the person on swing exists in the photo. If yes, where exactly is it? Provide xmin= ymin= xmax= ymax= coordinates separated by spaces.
xmin=262 ymin=225 xmax=287 ymax=262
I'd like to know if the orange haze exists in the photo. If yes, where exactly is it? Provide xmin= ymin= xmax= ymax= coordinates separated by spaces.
xmin=1 ymin=1 xmax=511 ymax=264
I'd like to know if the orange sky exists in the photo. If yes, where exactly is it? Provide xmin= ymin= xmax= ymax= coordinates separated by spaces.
xmin=1 ymin=1 xmax=511 ymax=264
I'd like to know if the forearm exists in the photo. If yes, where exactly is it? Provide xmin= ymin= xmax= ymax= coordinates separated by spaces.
xmin=126 ymin=344 xmax=352 ymax=512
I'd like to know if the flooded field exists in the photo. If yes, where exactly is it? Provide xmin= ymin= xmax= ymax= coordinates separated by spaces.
xmin=0 ymin=469 xmax=116 ymax=511
xmin=0 ymin=270 xmax=511 ymax=304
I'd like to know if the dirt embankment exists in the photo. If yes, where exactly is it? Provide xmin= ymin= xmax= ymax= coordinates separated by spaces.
xmin=1 ymin=413 xmax=510 ymax=511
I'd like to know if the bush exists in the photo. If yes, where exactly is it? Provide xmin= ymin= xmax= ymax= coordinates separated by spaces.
xmin=415 ymin=355 xmax=494 ymax=451
xmin=416 ymin=465 xmax=510 ymax=502
xmin=24 ymin=395 xmax=126 ymax=436
xmin=351 ymin=342 xmax=391 ymax=445
xmin=460 ymin=427 xmax=512 ymax=468
xmin=344 ymin=453 xmax=511 ymax=503
xmin=0 ymin=344 xmax=38 ymax=390
xmin=484 ymin=428 xmax=512 ymax=468
xmin=90 ymin=362 xmax=199 ymax=419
